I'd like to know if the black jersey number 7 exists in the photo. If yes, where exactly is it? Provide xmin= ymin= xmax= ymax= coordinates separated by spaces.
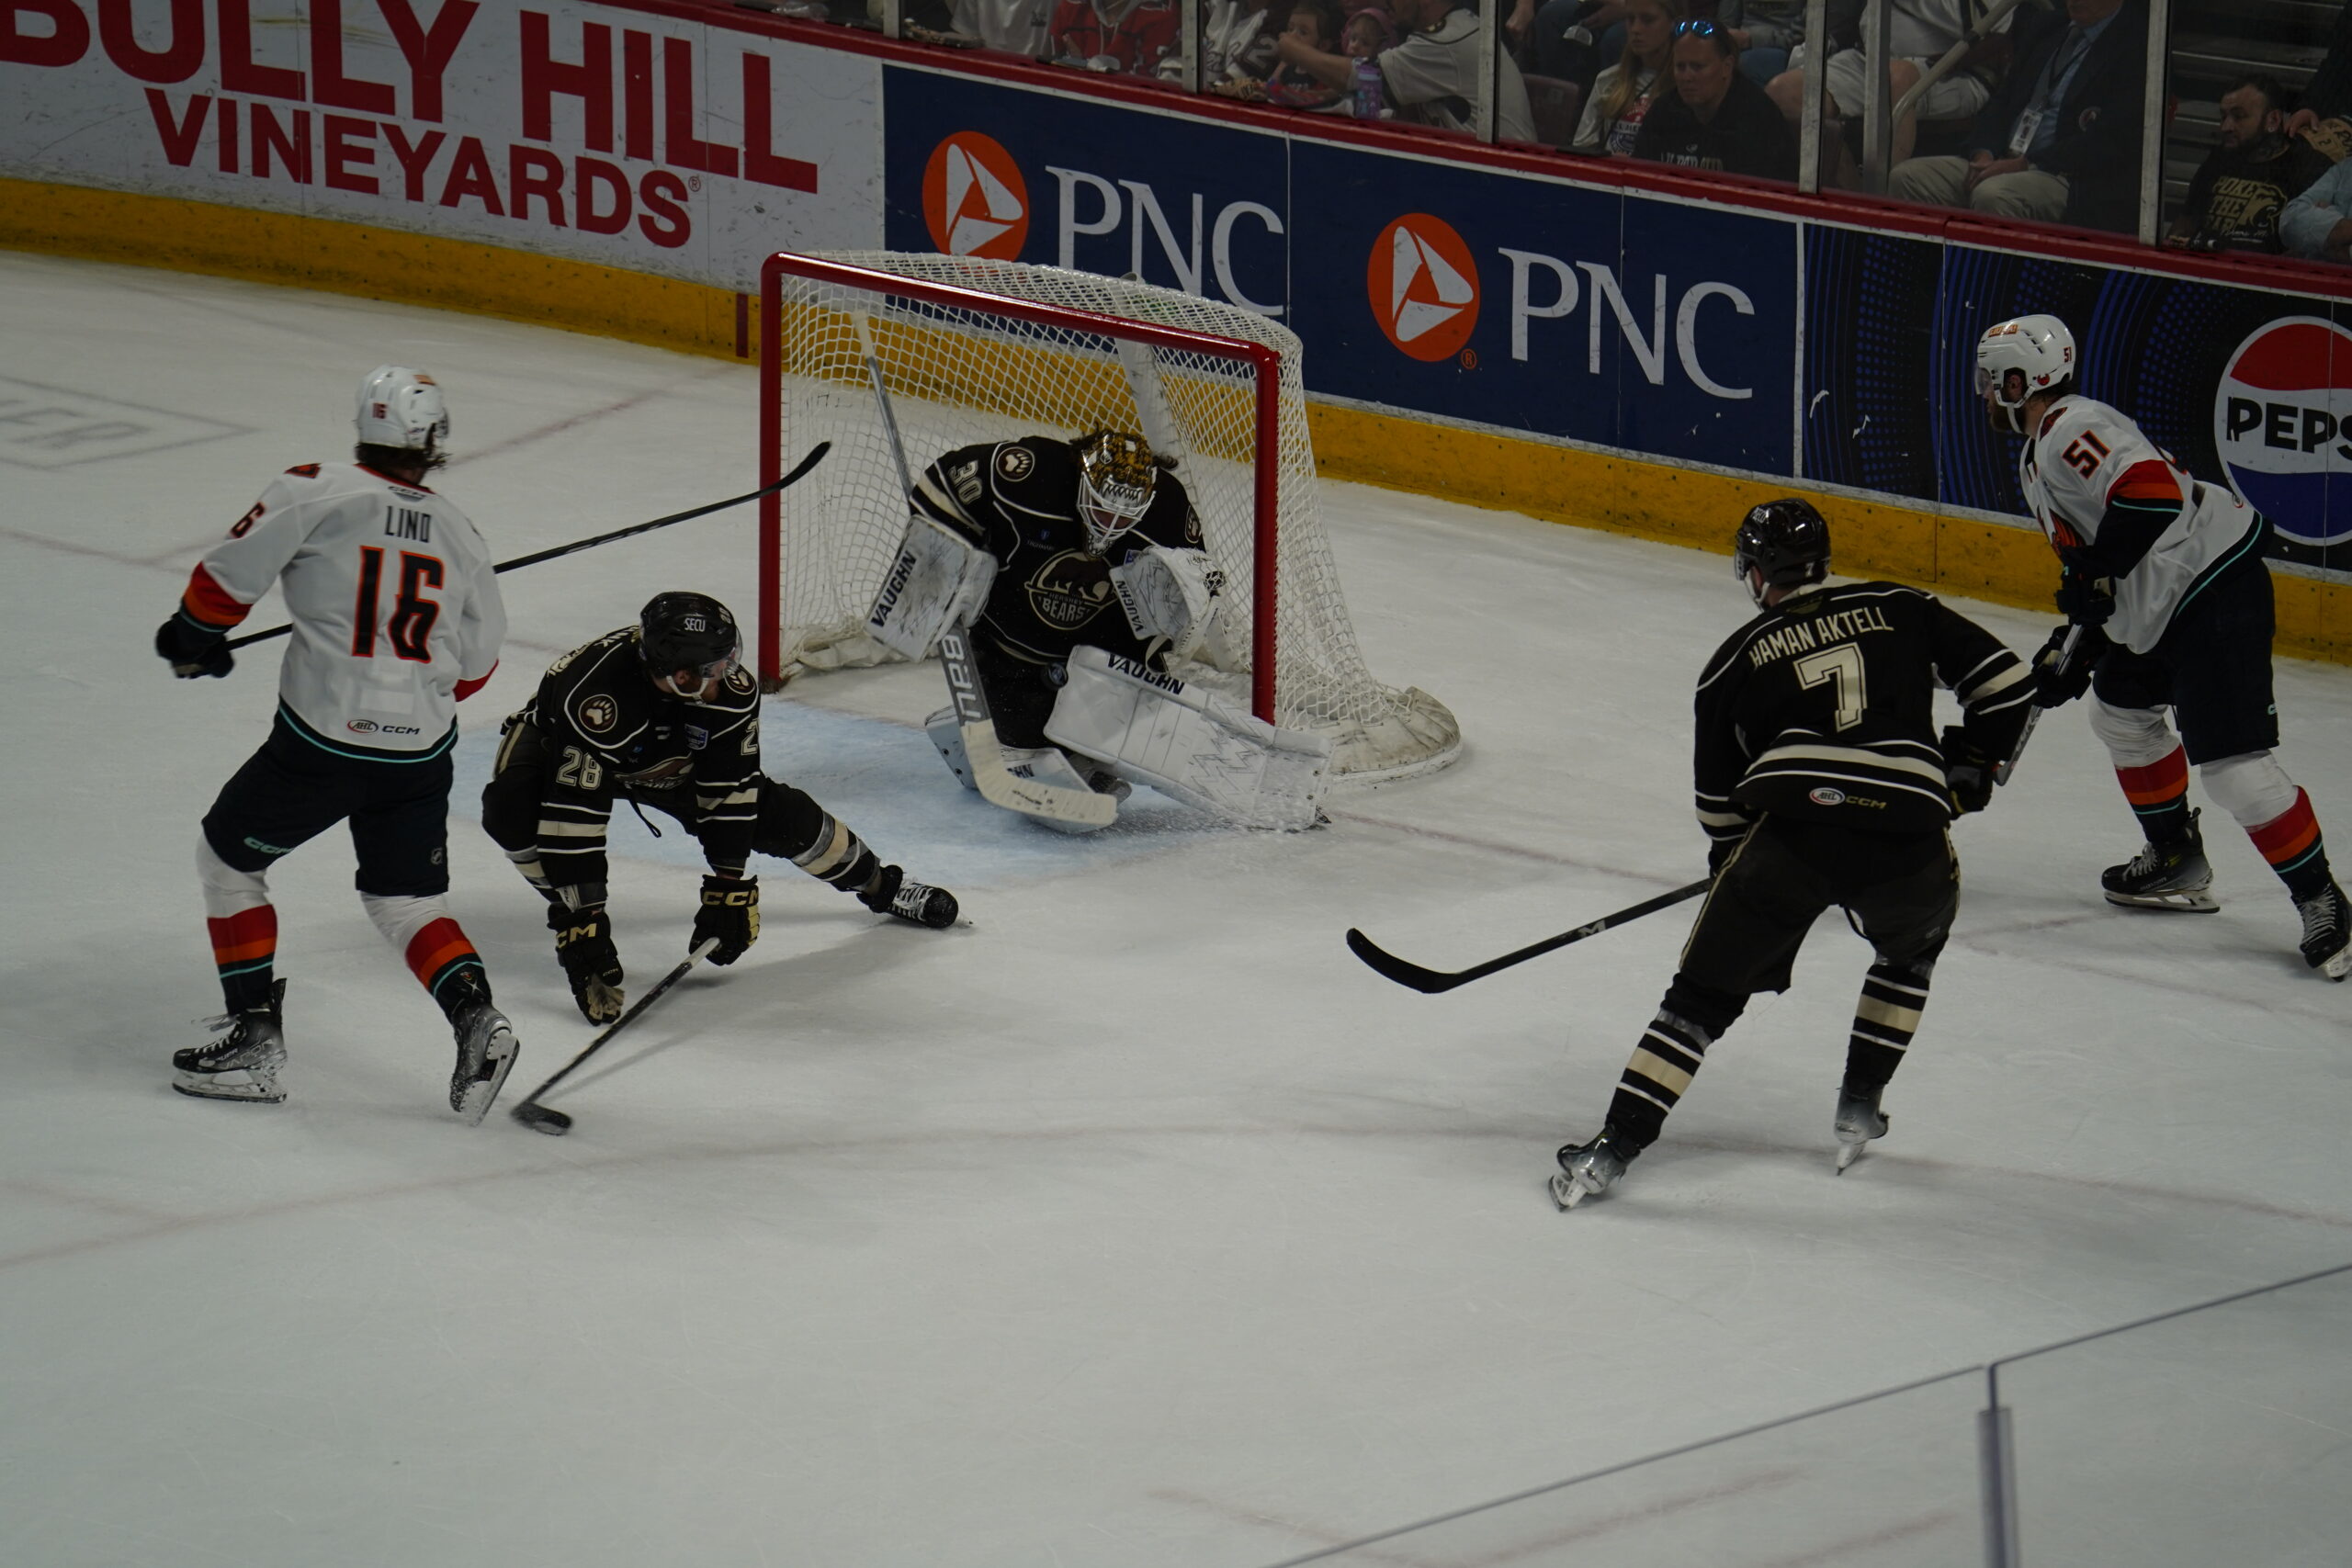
xmin=352 ymin=547 xmax=445 ymax=662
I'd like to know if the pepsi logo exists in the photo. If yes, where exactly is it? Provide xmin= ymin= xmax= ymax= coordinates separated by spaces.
xmin=922 ymin=132 xmax=1029 ymax=260
xmin=2214 ymin=315 xmax=2352 ymax=547
xmin=1367 ymin=214 xmax=1479 ymax=363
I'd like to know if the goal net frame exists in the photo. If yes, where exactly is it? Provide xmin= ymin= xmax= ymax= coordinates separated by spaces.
xmin=757 ymin=250 xmax=1283 ymax=725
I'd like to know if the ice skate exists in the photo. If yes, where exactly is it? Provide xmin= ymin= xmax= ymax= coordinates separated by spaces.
xmin=173 ymin=979 xmax=288 ymax=1104
xmin=2102 ymin=809 xmax=2219 ymax=913
xmin=863 ymin=864 xmax=960 ymax=930
xmin=447 ymin=989 xmax=520 ymax=1125
xmin=1834 ymin=1083 xmax=1889 ymax=1173
xmin=1551 ymin=1126 xmax=1638 ymax=1211
xmin=2296 ymin=880 xmax=2351 ymax=982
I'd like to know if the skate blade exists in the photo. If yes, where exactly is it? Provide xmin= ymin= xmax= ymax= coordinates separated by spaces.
xmin=1835 ymin=1140 xmax=1867 ymax=1174
xmin=2104 ymin=889 xmax=2220 ymax=913
xmin=2318 ymin=946 xmax=2351 ymax=982
xmin=173 ymin=1070 xmax=286 ymax=1105
xmin=1549 ymin=1171 xmax=1592 ymax=1212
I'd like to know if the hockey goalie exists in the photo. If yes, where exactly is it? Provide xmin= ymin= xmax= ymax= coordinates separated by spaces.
xmin=865 ymin=427 xmax=1330 ymax=833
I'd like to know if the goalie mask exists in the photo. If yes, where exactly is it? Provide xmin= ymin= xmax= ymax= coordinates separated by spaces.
xmin=1973 ymin=315 xmax=2075 ymax=434
xmin=355 ymin=365 xmax=449 ymax=457
xmin=1731 ymin=499 xmax=1831 ymax=607
xmin=638 ymin=592 xmax=741 ymax=693
xmin=1074 ymin=430 xmax=1159 ymax=554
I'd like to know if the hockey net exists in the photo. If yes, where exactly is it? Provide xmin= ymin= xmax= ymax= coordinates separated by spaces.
xmin=757 ymin=251 xmax=1460 ymax=782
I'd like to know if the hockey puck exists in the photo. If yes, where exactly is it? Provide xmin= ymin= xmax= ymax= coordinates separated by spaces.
xmin=511 ymin=1102 xmax=572 ymax=1135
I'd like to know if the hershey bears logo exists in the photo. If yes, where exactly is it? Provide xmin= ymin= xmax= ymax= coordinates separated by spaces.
xmin=996 ymin=445 xmax=1035 ymax=482
xmin=579 ymin=694 xmax=618 ymax=734
xmin=1023 ymin=549 xmax=1116 ymax=631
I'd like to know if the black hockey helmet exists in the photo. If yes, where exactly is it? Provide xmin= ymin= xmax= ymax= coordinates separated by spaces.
xmin=1731 ymin=500 xmax=1831 ymax=606
xmin=638 ymin=592 xmax=741 ymax=679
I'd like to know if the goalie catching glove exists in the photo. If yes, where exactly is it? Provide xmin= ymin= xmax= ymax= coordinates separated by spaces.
xmin=693 ymin=875 xmax=760 ymax=965
xmin=550 ymin=905 xmax=625 ymax=1024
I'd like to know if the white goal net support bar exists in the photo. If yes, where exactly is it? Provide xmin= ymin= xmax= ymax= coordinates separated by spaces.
xmin=756 ymin=251 xmax=1460 ymax=782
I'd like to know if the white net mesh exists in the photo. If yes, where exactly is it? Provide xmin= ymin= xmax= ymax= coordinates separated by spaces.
xmin=764 ymin=252 xmax=1459 ymax=781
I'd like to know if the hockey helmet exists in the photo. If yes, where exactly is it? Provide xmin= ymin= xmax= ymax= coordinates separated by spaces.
xmin=355 ymin=365 xmax=450 ymax=455
xmin=1731 ymin=499 xmax=1832 ymax=607
xmin=1075 ymin=430 xmax=1159 ymax=553
xmin=638 ymin=592 xmax=741 ymax=682
xmin=1973 ymin=315 xmax=2076 ymax=433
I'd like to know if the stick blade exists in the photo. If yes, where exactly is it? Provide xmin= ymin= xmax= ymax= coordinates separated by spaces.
xmin=1344 ymin=928 xmax=1460 ymax=993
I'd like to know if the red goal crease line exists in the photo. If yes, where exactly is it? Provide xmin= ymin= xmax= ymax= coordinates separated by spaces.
xmin=757 ymin=251 xmax=1283 ymax=725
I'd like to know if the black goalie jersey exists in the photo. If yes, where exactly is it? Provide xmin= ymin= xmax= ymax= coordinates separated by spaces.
xmin=911 ymin=435 xmax=1204 ymax=666
xmin=1693 ymin=582 xmax=2033 ymax=846
xmin=510 ymin=627 xmax=763 ymax=887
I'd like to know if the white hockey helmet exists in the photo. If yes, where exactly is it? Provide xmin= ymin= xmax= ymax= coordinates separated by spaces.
xmin=1973 ymin=315 xmax=2075 ymax=431
xmin=355 ymin=364 xmax=450 ymax=455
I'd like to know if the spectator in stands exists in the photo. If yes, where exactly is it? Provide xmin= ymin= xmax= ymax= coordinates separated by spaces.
xmin=1714 ymin=0 xmax=1813 ymax=85
xmin=1212 ymin=0 xmax=1351 ymax=108
xmin=1049 ymin=0 xmax=1181 ymax=73
xmin=1633 ymin=19 xmax=1798 ymax=180
xmin=2280 ymin=152 xmax=2352 ymax=263
xmin=2287 ymin=5 xmax=2352 ymax=159
xmin=1511 ymin=1 xmax=1627 ymax=96
xmin=2167 ymin=76 xmax=2332 ymax=254
xmin=1573 ymin=0 xmax=1674 ymax=154
xmin=1159 ymin=0 xmax=1281 ymax=85
xmin=1275 ymin=0 xmax=1537 ymax=141
xmin=1884 ymin=0 xmax=2143 ymax=232
xmin=1767 ymin=0 xmax=2006 ymax=186
xmin=940 ymin=0 xmax=1050 ymax=53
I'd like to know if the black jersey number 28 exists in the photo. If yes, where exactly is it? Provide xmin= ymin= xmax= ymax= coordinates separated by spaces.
xmin=352 ymin=547 xmax=445 ymax=661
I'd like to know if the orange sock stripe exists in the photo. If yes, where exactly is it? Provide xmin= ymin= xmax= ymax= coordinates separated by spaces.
xmin=2249 ymin=790 xmax=2321 ymax=865
xmin=206 ymin=907 xmax=277 ymax=966
xmin=2115 ymin=748 xmax=2188 ymax=808
xmin=403 ymin=919 xmax=477 ymax=988
xmin=180 ymin=565 xmax=251 ymax=628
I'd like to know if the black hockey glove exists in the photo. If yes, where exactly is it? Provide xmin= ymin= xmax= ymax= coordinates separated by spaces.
xmin=693 ymin=874 xmax=760 ymax=965
xmin=155 ymin=615 xmax=233 ymax=679
xmin=549 ymin=905 xmax=625 ymax=1024
xmin=2053 ymin=565 xmax=2116 ymax=627
xmin=1940 ymin=726 xmax=1997 ymax=815
xmin=2030 ymin=623 xmax=2105 ymax=710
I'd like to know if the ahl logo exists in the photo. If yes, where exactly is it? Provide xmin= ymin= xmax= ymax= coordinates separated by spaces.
xmin=2215 ymin=315 xmax=2352 ymax=547
xmin=1367 ymin=214 xmax=1479 ymax=363
xmin=923 ymin=132 xmax=1029 ymax=260
xmin=1809 ymin=786 xmax=1848 ymax=807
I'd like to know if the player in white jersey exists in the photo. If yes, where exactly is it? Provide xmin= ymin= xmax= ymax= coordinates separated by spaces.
xmin=1977 ymin=315 xmax=2348 ymax=979
xmin=153 ymin=366 xmax=526 ymax=1112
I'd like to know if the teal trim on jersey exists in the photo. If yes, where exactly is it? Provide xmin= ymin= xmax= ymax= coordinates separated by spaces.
xmin=2170 ymin=522 xmax=2270 ymax=623
xmin=277 ymin=704 xmax=457 ymax=763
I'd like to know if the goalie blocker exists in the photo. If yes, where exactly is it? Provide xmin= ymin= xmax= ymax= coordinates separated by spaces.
xmin=932 ymin=647 xmax=1329 ymax=831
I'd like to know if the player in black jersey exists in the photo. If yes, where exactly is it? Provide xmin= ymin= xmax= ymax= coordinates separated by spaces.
xmin=481 ymin=592 xmax=959 ymax=1023
xmin=1553 ymin=501 xmax=2035 ymax=1210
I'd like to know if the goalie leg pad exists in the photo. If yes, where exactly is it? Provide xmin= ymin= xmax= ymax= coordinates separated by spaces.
xmin=866 ymin=514 xmax=998 ymax=660
xmin=1045 ymin=646 xmax=1330 ymax=830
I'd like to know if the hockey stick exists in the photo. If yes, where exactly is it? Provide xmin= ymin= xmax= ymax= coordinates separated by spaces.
xmin=847 ymin=308 xmax=1116 ymax=829
xmin=508 ymin=938 xmax=722 ymax=1135
xmin=224 ymin=444 xmax=832 ymax=651
xmin=1347 ymin=878 xmax=1713 ymax=994
xmin=1993 ymin=624 xmax=2081 ymax=786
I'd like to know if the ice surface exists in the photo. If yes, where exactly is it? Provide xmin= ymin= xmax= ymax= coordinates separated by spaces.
xmin=3 ymin=252 xmax=2348 ymax=1568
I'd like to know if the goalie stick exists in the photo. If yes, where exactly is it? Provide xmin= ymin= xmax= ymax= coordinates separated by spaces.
xmin=1347 ymin=878 xmax=1713 ymax=994
xmin=225 ymin=444 xmax=832 ymax=650
xmin=1992 ymin=624 xmax=2080 ymax=787
xmin=848 ymin=308 xmax=1117 ymax=829
xmin=509 ymin=938 xmax=721 ymax=1135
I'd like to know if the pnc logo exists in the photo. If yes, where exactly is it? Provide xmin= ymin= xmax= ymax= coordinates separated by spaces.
xmin=1367 ymin=213 xmax=1479 ymax=362
xmin=2214 ymin=315 xmax=2352 ymax=547
xmin=923 ymin=132 xmax=1029 ymax=260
